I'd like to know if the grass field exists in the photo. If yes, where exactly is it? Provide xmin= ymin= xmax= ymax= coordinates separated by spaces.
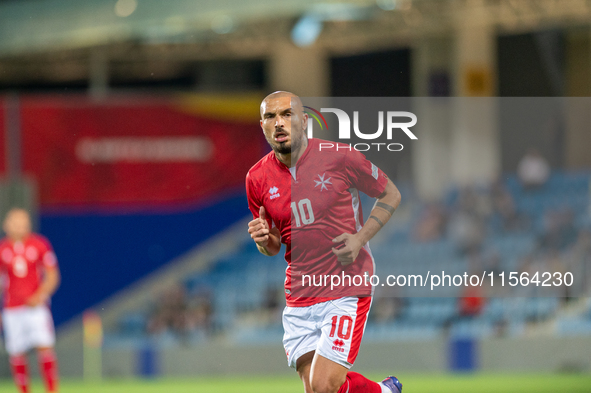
xmin=1 ymin=374 xmax=590 ymax=393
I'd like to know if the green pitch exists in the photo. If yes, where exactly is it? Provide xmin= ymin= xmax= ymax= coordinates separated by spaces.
xmin=1 ymin=373 xmax=590 ymax=392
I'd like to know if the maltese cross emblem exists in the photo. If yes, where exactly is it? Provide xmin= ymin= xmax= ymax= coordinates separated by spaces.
xmin=314 ymin=173 xmax=332 ymax=191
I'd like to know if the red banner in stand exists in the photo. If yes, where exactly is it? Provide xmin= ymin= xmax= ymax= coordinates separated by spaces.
xmin=19 ymin=95 xmax=264 ymax=209
xmin=0 ymin=97 xmax=5 ymax=176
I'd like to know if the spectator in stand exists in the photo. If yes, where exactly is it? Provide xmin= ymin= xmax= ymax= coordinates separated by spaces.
xmin=545 ymin=249 xmax=571 ymax=300
xmin=369 ymin=286 xmax=405 ymax=324
xmin=261 ymin=286 xmax=283 ymax=325
xmin=412 ymin=203 xmax=447 ymax=242
xmin=517 ymin=148 xmax=550 ymax=189
xmin=565 ymin=229 xmax=591 ymax=294
xmin=483 ymin=250 xmax=503 ymax=276
xmin=457 ymin=286 xmax=485 ymax=319
xmin=147 ymin=283 xmax=215 ymax=341
xmin=186 ymin=289 xmax=214 ymax=336
xmin=147 ymin=284 xmax=189 ymax=338
xmin=490 ymin=179 xmax=523 ymax=231
xmin=444 ymin=282 xmax=486 ymax=333
xmin=448 ymin=187 xmax=491 ymax=255
xmin=539 ymin=208 xmax=578 ymax=251
xmin=482 ymin=250 xmax=510 ymax=297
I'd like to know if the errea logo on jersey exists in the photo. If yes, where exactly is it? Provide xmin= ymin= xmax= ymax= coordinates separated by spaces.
xmin=269 ymin=186 xmax=281 ymax=200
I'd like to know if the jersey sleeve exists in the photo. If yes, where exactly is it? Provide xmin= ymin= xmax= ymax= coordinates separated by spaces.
xmin=345 ymin=150 xmax=389 ymax=198
xmin=0 ymin=245 xmax=5 ymax=274
xmin=37 ymin=236 xmax=58 ymax=268
xmin=246 ymin=172 xmax=272 ymax=228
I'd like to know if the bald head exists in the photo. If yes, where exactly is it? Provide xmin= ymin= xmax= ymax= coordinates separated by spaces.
xmin=260 ymin=91 xmax=304 ymax=119
xmin=3 ymin=208 xmax=32 ymax=241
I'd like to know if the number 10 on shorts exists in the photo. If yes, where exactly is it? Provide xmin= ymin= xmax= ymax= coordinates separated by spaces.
xmin=329 ymin=315 xmax=353 ymax=340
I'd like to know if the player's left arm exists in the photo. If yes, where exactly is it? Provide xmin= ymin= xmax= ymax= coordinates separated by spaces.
xmin=332 ymin=178 xmax=401 ymax=265
xmin=26 ymin=265 xmax=61 ymax=307
xmin=27 ymin=244 xmax=61 ymax=307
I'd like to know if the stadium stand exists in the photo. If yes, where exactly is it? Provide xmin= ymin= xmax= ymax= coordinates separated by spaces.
xmin=104 ymin=170 xmax=591 ymax=347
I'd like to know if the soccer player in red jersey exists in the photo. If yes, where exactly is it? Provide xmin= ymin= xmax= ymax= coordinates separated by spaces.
xmin=0 ymin=208 xmax=60 ymax=393
xmin=247 ymin=92 xmax=403 ymax=393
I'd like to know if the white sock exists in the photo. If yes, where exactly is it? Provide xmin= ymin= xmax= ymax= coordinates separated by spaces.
xmin=379 ymin=381 xmax=391 ymax=393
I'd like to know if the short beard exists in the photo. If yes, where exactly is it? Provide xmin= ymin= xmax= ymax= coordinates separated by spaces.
xmin=271 ymin=133 xmax=302 ymax=156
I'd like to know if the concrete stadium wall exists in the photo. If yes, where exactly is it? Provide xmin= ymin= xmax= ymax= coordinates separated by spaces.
xmin=0 ymin=337 xmax=591 ymax=378
xmin=481 ymin=337 xmax=591 ymax=372
xmin=2 ymin=336 xmax=587 ymax=380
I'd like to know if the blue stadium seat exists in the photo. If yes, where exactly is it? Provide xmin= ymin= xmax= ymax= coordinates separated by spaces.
xmin=118 ymin=313 xmax=147 ymax=336
xmin=557 ymin=317 xmax=591 ymax=336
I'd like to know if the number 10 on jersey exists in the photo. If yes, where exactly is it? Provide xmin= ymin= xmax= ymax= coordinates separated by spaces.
xmin=291 ymin=199 xmax=315 ymax=227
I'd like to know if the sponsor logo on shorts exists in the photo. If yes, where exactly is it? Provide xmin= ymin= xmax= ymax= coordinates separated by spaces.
xmin=332 ymin=339 xmax=345 ymax=353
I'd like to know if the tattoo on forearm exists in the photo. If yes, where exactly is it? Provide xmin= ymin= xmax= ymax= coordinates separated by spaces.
xmin=369 ymin=215 xmax=384 ymax=228
xmin=374 ymin=201 xmax=396 ymax=216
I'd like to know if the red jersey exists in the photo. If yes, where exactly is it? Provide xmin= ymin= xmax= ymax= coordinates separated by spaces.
xmin=246 ymin=138 xmax=388 ymax=307
xmin=0 ymin=234 xmax=58 ymax=308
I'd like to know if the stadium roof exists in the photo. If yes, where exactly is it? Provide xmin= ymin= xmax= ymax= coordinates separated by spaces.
xmin=1 ymin=0 xmax=590 ymax=89
xmin=2 ymin=0 xmax=591 ymax=57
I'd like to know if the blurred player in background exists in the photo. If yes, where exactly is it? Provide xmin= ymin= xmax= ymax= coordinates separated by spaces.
xmin=0 ymin=208 xmax=60 ymax=393
xmin=247 ymin=92 xmax=403 ymax=393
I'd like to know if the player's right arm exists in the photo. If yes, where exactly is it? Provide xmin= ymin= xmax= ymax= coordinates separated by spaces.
xmin=248 ymin=206 xmax=281 ymax=256
xmin=246 ymin=172 xmax=281 ymax=257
